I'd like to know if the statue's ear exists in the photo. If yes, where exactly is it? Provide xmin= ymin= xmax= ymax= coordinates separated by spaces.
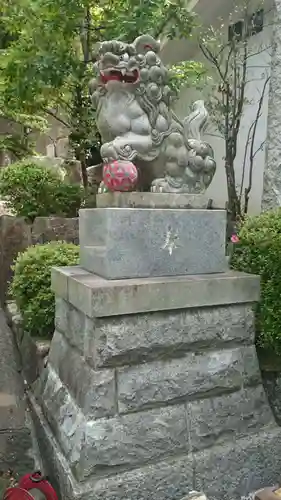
xmin=133 ymin=35 xmax=160 ymax=54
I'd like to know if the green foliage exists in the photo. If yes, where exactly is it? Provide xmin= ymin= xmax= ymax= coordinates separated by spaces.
xmin=169 ymin=60 xmax=209 ymax=95
xmin=0 ymin=0 xmax=200 ymax=180
xmin=231 ymin=209 xmax=281 ymax=353
xmin=0 ymin=159 xmax=84 ymax=220
xmin=10 ymin=241 xmax=79 ymax=338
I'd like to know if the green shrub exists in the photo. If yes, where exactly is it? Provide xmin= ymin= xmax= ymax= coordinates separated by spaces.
xmin=10 ymin=241 xmax=79 ymax=338
xmin=0 ymin=159 xmax=84 ymax=220
xmin=231 ymin=208 xmax=281 ymax=353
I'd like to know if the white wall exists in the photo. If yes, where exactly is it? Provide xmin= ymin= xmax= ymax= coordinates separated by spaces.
xmin=162 ymin=0 xmax=273 ymax=213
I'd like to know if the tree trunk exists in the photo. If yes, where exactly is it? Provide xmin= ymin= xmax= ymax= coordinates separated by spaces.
xmin=225 ymin=159 xmax=241 ymax=228
xmin=75 ymin=146 xmax=88 ymax=188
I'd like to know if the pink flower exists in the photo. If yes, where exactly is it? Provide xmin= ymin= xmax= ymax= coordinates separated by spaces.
xmin=231 ymin=234 xmax=240 ymax=243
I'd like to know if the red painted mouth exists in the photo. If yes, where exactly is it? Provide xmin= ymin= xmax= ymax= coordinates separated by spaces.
xmin=100 ymin=69 xmax=139 ymax=84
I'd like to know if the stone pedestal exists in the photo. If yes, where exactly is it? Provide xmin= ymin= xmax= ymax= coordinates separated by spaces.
xmin=29 ymin=264 xmax=281 ymax=500
xmin=29 ymin=197 xmax=281 ymax=500
xmin=79 ymin=195 xmax=227 ymax=279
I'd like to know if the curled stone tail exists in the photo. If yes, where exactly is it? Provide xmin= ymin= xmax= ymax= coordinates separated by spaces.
xmin=183 ymin=100 xmax=209 ymax=141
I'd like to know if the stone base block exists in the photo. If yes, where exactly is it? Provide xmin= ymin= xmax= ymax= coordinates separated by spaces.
xmin=79 ymin=207 xmax=227 ymax=279
xmin=29 ymin=393 xmax=281 ymax=500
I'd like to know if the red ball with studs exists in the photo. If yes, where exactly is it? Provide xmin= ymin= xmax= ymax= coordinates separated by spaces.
xmin=103 ymin=160 xmax=138 ymax=191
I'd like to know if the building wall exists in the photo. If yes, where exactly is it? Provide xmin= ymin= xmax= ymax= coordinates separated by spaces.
xmin=162 ymin=0 xmax=273 ymax=214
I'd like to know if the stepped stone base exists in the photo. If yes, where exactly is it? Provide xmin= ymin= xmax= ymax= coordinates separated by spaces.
xmin=79 ymin=207 xmax=227 ymax=279
xmin=29 ymin=266 xmax=281 ymax=500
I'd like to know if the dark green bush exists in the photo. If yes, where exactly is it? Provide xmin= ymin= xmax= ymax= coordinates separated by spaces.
xmin=231 ymin=208 xmax=281 ymax=353
xmin=0 ymin=159 xmax=84 ymax=220
xmin=10 ymin=241 xmax=79 ymax=338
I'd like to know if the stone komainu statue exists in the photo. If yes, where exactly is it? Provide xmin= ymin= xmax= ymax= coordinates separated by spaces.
xmin=90 ymin=34 xmax=216 ymax=193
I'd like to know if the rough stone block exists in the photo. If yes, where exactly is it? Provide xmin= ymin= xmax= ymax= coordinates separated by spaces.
xmin=93 ymin=305 xmax=255 ymax=368
xmin=117 ymin=346 xmax=261 ymax=413
xmin=0 ymin=216 xmax=31 ymax=304
xmin=29 ymin=392 xmax=281 ymax=500
xmin=75 ymin=405 xmax=189 ymax=480
xmin=194 ymin=426 xmax=281 ymax=500
xmin=55 ymin=297 xmax=69 ymax=334
xmin=48 ymin=331 xmax=115 ymax=419
xmin=31 ymin=217 xmax=79 ymax=245
xmin=30 ymin=392 xmax=194 ymax=500
xmin=41 ymin=365 xmax=84 ymax=461
xmin=28 ymin=393 xmax=83 ymax=500
xmin=262 ymin=371 xmax=281 ymax=425
xmin=79 ymin=208 xmax=227 ymax=279
xmin=242 ymin=345 xmax=264 ymax=386
xmin=52 ymin=266 xmax=260 ymax=318
xmin=55 ymin=298 xmax=95 ymax=356
xmin=41 ymin=368 xmax=188 ymax=481
xmin=67 ymin=306 xmax=86 ymax=353
xmin=188 ymin=385 xmax=274 ymax=451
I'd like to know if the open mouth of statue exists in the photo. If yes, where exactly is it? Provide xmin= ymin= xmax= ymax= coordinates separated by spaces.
xmin=100 ymin=69 xmax=139 ymax=84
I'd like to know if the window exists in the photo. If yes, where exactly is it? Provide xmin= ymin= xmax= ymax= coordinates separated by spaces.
xmin=228 ymin=20 xmax=243 ymax=42
xmin=228 ymin=9 xmax=264 ymax=42
xmin=247 ymin=9 xmax=264 ymax=36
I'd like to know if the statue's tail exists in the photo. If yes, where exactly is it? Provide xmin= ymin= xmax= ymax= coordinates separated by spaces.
xmin=183 ymin=100 xmax=209 ymax=142
xmin=182 ymin=100 xmax=216 ymax=190
xmin=183 ymin=100 xmax=214 ymax=158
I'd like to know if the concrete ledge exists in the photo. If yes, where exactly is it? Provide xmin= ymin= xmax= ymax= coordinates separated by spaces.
xmin=96 ymin=192 xmax=214 ymax=209
xmin=51 ymin=267 xmax=260 ymax=318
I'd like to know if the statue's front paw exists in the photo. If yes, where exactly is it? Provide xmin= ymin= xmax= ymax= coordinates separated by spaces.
xmin=100 ymin=142 xmax=118 ymax=161
xmin=151 ymin=178 xmax=168 ymax=193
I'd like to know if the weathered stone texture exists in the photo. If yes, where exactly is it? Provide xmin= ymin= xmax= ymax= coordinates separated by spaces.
xmin=6 ymin=301 xmax=50 ymax=385
xmin=188 ymin=385 xmax=274 ymax=451
xmin=93 ymin=305 xmax=255 ymax=368
xmin=55 ymin=299 xmax=255 ymax=369
xmin=32 ymin=216 xmax=79 ymax=245
xmin=117 ymin=346 xmax=261 ymax=413
xmin=194 ymin=427 xmax=281 ymax=500
xmin=49 ymin=331 xmax=115 ymax=419
xmin=0 ymin=216 xmax=31 ymax=305
xmin=261 ymin=3 xmax=280 ymax=210
xmin=40 ymin=365 xmax=189 ymax=481
xmin=41 ymin=365 xmax=85 ymax=462
xmin=30 ymin=392 xmax=194 ymax=500
xmin=30 ymin=391 xmax=281 ymax=500
xmin=262 ymin=369 xmax=281 ymax=425
xmin=79 ymin=207 xmax=227 ymax=279
xmin=75 ymin=405 xmax=189 ymax=480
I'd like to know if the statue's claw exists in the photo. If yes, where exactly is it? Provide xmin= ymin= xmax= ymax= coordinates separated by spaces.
xmin=151 ymin=177 xmax=172 ymax=193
